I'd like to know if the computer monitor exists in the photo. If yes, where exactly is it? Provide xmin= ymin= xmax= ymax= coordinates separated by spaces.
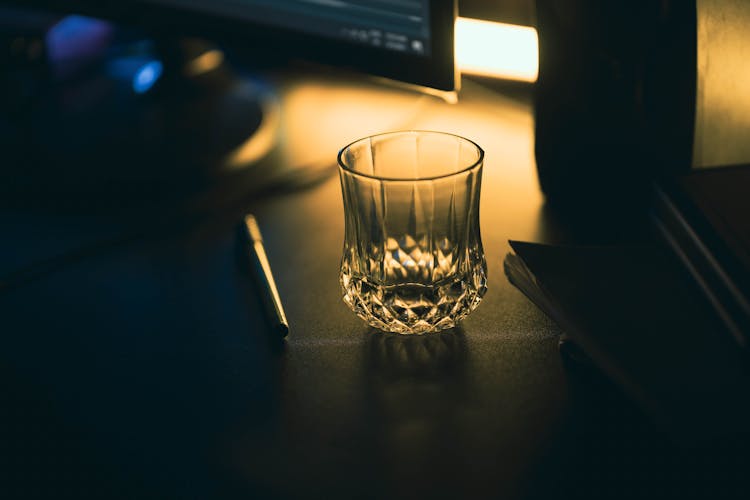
xmin=1 ymin=0 xmax=458 ymax=206
xmin=9 ymin=0 xmax=458 ymax=91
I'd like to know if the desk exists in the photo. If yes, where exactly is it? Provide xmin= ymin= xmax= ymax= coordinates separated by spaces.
xmin=0 ymin=75 xmax=736 ymax=499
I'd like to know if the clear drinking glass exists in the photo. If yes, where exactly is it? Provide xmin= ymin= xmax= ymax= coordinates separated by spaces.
xmin=338 ymin=131 xmax=487 ymax=334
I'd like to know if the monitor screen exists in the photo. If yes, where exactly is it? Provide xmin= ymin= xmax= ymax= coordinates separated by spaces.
xmin=7 ymin=0 xmax=457 ymax=90
xmin=153 ymin=0 xmax=432 ymax=57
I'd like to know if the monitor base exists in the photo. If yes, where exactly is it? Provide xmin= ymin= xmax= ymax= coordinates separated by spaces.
xmin=2 ymin=37 xmax=276 ymax=211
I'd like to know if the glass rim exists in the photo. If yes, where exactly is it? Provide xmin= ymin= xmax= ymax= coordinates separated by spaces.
xmin=337 ymin=130 xmax=485 ymax=182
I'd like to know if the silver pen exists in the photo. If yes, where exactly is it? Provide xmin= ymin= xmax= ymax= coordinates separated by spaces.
xmin=242 ymin=214 xmax=289 ymax=338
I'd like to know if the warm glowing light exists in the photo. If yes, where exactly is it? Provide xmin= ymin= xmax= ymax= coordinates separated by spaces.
xmin=185 ymin=49 xmax=225 ymax=77
xmin=225 ymin=88 xmax=281 ymax=170
xmin=456 ymin=17 xmax=538 ymax=82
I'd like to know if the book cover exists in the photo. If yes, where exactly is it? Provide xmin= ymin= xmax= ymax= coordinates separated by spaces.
xmin=653 ymin=165 xmax=750 ymax=347
xmin=504 ymin=241 xmax=750 ymax=446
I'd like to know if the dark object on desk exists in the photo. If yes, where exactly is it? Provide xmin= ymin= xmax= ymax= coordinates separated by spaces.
xmin=534 ymin=0 xmax=695 ymax=205
xmin=653 ymin=165 xmax=750 ymax=348
xmin=1 ymin=33 xmax=268 ymax=206
xmin=504 ymin=241 xmax=750 ymax=447
xmin=0 ymin=7 xmax=55 ymax=115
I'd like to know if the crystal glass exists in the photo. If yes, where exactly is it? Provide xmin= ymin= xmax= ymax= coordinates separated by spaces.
xmin=338 ymin=131 xmax=487 ymax=334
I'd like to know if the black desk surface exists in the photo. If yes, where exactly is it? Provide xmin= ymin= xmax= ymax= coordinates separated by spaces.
xmin=1 ymin=75 xmax=745 ymax=499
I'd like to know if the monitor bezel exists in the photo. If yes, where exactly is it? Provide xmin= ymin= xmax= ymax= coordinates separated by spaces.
xmin=10 ymin=0 xmax=458 ymax=91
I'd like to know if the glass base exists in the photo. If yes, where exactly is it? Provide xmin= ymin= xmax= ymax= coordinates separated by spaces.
xmin=341 ymin=269 xmax=487 ymax=335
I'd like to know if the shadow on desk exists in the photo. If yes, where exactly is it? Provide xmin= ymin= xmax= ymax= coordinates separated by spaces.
xmin=525 ymin=353 xmax=750 ymax=500
xmin=363 ymin=329 xmax=473 ymax=498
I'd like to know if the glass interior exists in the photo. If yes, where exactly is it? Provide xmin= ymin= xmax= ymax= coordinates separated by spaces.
xmin=339 ymin=131 xmax=483 ymax=181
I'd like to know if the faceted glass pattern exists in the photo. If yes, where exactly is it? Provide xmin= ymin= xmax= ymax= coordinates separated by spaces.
xmin=338 ymin=131 xmax=487 ymax=334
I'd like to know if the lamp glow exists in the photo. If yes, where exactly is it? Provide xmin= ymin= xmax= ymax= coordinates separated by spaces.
xmin=456 ymin=17 xmax=538 ymax=82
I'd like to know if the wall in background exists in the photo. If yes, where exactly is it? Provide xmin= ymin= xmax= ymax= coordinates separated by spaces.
xmin=694 ymin=0 xmax=750 ymax=168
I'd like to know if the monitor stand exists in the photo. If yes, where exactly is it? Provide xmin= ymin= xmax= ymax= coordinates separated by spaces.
xmin=2 ymin=37 xmax=277 ymax=211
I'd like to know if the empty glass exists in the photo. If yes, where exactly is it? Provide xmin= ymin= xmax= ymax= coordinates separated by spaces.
xmin=338 ymin=131 xmax=487 ymax=334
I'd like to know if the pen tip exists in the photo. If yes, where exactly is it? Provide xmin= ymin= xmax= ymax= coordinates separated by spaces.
xmin=278 ymin=322 xmax=289 ymax=338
